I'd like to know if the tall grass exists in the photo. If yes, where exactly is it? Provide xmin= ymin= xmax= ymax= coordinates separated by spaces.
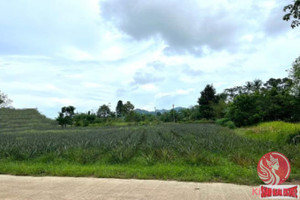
xmin=235 ymin=121 xmax=300 ymax=144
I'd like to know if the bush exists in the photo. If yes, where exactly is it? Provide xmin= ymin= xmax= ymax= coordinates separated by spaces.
xmin=216 ymin=118 xmax=229 ymax=125
xmin=216 ymin=118 xmax=236 ymax=129
xmin=224 ymin=121 xmax=236 ymax=129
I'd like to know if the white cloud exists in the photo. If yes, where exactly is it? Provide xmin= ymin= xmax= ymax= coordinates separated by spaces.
xmin=155 ymin=89 xmax=195 ymax=99
xmin=0 ymin=0 xmax=102 ymax=56
xmin=0 ymin=0 xmax=299 ymax=118
xmin=100 ymin=0 xmax=285 ymax=56
xmin=139 ymin=84 xmax=159 ymax=92
xmin=60 ymin=47 xmax=95 ymax=61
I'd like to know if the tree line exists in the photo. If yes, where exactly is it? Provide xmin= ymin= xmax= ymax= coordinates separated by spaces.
xmin=55 ymin=56 xmax=300 ymax=128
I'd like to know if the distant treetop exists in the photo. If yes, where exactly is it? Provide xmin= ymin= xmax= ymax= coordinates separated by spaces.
xmin=0 ymin=90 xmax=13 ymax=108
xmin=283 ymin=0 xmax=300 ymax=28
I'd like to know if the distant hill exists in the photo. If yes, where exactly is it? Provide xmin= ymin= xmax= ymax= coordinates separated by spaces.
xmin=173 ymin=107 xmax=186 ymax=112
xmin=0 ymin=108 xmax=58 ymax=133
xmin=134 ymin=107 xmax=186 ymax=115
xmin=134 ymin=109 xmax=155 ymax=115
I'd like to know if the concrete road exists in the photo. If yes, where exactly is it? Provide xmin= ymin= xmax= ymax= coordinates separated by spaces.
xmin=0 ymin=175 xmax=260 ymax=200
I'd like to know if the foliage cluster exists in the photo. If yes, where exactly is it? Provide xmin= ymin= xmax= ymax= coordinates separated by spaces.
xmin=283 ymin=0 xmax=300 ymax=28
xmin=0 ymin=90 xmax=12 ymax=108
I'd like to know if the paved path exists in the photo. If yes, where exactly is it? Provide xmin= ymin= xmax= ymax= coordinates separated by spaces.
xmin=0 ymin=175 xmax=260 ymax=200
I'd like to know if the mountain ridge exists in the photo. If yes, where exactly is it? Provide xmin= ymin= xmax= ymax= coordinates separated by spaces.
xmin=134 ymin=107 xmax=186 ymax=115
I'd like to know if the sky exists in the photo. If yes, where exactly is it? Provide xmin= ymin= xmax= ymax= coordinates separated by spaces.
xmin=0 ymin=0 xmax=299 ymax=118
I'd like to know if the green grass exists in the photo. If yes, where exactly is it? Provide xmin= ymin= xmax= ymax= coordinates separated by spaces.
xmin=0 ymin=160 xmax=258 ymax=184
xmin=0 ymin=109 xmax=299 ymax=185
xmin=235 ymin=121 xmax=300 ymax=144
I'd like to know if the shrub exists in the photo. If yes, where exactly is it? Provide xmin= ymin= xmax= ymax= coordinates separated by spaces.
xmin=216 ymin=118 xmax=236 ymax=129
xmin=216 ymin=118 xmax=229 ymax=125
xmin=225 ymin=121 xmax=236 ymax=129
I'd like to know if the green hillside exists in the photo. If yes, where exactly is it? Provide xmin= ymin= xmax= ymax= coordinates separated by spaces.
xmin=0 ymin=108 xmax=58 ymax=133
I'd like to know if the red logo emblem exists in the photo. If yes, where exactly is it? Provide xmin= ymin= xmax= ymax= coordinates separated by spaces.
xmin=257 ymin=152 xmax=291 ymax=185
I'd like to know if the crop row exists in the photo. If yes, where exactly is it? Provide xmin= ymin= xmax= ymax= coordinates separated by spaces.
xmin=0 ymin=124 xmax=287 ymax=167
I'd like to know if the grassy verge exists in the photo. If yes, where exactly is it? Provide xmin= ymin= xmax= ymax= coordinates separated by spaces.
xmin=0 ymin=159 xmax=259 ymax=185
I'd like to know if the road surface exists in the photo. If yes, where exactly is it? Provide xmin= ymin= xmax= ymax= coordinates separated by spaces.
xmin=0 ymin=175 xmax=261 ymax=200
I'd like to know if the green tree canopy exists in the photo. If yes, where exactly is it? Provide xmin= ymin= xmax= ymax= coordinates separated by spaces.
xmin=198 ymin=84 xmax=217 ymax=119
xmin=0 ymin=91 xmax=12 ymax=108
xmin=115 ymin=100 xmax=135 ymax=117
xmin=116 ymin=100 xmax=123 ymax=117
xmin=97 ymin=104 xmax=111 ymax=117
xmin=226 ymin=93 xmax=264 ymax=127
xmin=225 ymin=75 xmax=300 ymax=126
xmin=283 ymin=0 xmax=300 ymax=28
xmin=56 ymin=106 xmax=76 ymax=127
xmin=289 ymin=56 xmax=300 ymax=96
xmin=123 ymin=101 xmax=134 ymax=115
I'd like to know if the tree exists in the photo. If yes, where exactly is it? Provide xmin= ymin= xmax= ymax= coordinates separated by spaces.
xmin=0 ymin=91 xmax=13 ymax=108
xmin=62 ymin=106 xmax=75 ymax=116
xmin=226 ymin=94 xmax=264 ymax=127
xmin=123 ymin=101 xmax=134 ymax=115
xmin=289 ymin=56 xmax=300 ymax=96
xmin=159 ymin=110 xmax=178 ymax=122
xmin=189 ymin=105 xmax=201 ymax=120
xmin=115 ymin=100 xmax=134 ymax=117
xmin=288 ymin=56 xmax=300 ymax=121
xmin=178 ymin=108 xmax=192 ymax=121
xmin=253 ymin=79 xmax=263 ymax=92
xmin=261 ymin=83 xmax=294 ymax=122
xmin=198 ymin=84 xmax=217 ymax=119
xmin=56 ymin=106 xmax=76 ymax=127
xmin=73 ymin=112 xmax=96 ymax=127
xmin=125 ymin=111 xmax=143 ymax=122
xmin=225 ymin=76 xmax=299 ymax=126
xmin=283 ymin=0 xmax=300 ymax=28
xmin=211 ymin=99 xmax=227 ymax=119
xmin=56 ymin=112 xmax=67 ymax=127
xmin=116 ymin=100 xmax=123 ymax=117
xmin=97 ymin=104 xmax=111 ymax=117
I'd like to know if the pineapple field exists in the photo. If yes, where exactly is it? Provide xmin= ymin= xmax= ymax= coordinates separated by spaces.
xmin=0 ymin=108 xmax=299 ymax=185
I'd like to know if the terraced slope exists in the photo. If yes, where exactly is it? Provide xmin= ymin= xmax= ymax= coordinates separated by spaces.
xmin=0 ymin=108 xmax=58 ymax=133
